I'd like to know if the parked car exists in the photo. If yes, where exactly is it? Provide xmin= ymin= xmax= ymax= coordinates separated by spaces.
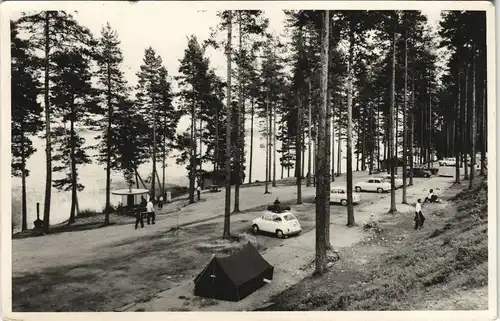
xmin=407 ymin=167 xmax=431 ymax=178
xmin=374 ymin=174 xmax=403 ymax=188
xmin=252 ymin=211 xmax=302 ymax=239
xmin=415 ymin=165 xmax=439 ymax=175
xmin=439 ymin=157 xmax=457 ymax=166
xmin=355 ymin=178 xmax=391 ymax=193
xmin=330 ymin=187 xmax=361 ymax=206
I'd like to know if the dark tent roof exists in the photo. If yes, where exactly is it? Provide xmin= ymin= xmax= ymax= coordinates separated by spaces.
xmin=216 ymin=242 xmax=273 ymax=286
xmin=193 ymin=242 xmax=274 ymax=302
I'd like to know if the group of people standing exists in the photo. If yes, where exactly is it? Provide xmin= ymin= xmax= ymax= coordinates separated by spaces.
xmin=414 ymin=189 xmax=439 ymax=230
xmin=135 ymin=195 xmax=163 ymax=229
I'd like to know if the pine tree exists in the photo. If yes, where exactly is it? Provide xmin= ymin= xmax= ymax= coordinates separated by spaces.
xmin=94 ymin=22 xmax=129 ymax=223
xmin=11 ymin=20 xmax=43 ymax=231
xmin=136 ymin=48 xmax=177 ymax=200
xmin=50 ymin=47 xmax=98 ymax=224
xmin=114 ymin=99 xmax=147 ymax=190
xmin=177 ymin=36 xmax=215 ymax=203
xmin=18 ymin=10 xmax=95 ymax=233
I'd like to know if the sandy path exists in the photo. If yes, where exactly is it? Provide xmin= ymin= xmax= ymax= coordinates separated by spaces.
xmin=13 ymin=172 xmax=376 ymax=274
xmin=125 ymin=167 xmax=460 ymax=311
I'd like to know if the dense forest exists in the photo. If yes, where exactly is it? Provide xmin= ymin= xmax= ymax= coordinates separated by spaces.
xmin=11 ymin=10 xmax=487 ymax=272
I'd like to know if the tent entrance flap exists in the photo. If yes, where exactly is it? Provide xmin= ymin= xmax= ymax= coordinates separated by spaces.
xmin=193 ymin=242 xmax=274 ymax=302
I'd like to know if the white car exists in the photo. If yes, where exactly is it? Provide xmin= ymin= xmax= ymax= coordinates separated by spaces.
xmin=375 ymin=175 xmax=404 ymax=188
xmin=252 ymin=211 xmax=302 ymax=239
xmin=330 ymin=187 xmax=362 ymax=206
xmin=439 ymin=157 xmax=456 ymax=166
xmin=355 ymin=178 xmax=391 ymax=193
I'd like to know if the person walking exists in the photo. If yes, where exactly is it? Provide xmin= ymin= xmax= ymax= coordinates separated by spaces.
xmin=158 ymin=195 xmax=164 ymax=209
xmin=135 ymin=207 xmax=144 ymax=230
xmin=196 ymin=185 xmax=201 ymax=201
xmin=414 ymin=198 xmax=425 ymax=230
xmin=146 ymin=198 xmax=155 ymax=225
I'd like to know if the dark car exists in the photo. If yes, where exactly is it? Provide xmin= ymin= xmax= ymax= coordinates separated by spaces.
xmin=407 ymin=167 xmax=431 ymax=178
xmin=421 ymin=166 xmax=439 ymax=175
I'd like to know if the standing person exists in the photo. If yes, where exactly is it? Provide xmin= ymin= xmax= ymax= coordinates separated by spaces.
xmin=146 ymin=198 xmax=155 ymax=225
xmin=158 ymin=195 xmax=164 ymax=209
xmin=196 ymin=184 xmax=201 ymax=201
xmin=414 ymin=198 xmax=425 ymax=230
xmin=135 ymin=208 xmax=144 ymax=230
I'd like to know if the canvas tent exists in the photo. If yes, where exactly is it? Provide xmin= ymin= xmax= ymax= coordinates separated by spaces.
xmin=193 ymin=242 xmax=274 ymax=302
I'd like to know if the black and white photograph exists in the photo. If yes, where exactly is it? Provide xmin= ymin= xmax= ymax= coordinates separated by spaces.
xmin=1 ymin=1 xmax=497 ymax=319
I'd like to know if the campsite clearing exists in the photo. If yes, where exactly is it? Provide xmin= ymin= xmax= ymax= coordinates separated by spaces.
xmin=11 ymin=167 xmax=477 ymax=312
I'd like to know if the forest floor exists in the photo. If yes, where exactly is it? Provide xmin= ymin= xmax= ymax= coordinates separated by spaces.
xmin=11 ymin=165 xmax=488 ymax=312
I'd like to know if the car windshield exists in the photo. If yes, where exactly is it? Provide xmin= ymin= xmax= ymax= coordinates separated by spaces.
xmin=283 ymin=214 xmax=297 ymax=221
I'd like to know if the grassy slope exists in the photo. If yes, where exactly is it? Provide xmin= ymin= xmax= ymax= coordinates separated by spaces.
xmin=266 ymin=176 xmax=488 ymax=311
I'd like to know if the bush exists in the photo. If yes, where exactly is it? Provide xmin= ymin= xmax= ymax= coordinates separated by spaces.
xmin=77 ymin=209 xmax=100 ymax=218
xmin=170 ymin=186 xmax=188 ymax=199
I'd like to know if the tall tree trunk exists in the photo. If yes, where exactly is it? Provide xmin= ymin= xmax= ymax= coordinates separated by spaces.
xmin=215 ymin=105 xmax=219 ymax=172
xmin=189 ymin=97 xmax=196 ymax=204
xmin=313 ymin=132 xmax=317 ymax=187
xmin=152 ymin=96 xmax=157 ymax=201
xmin=104 ymin=61 xmax=112 ymax=224
xmin=428 ymin=77 xmax=432 ymax=169
xmin=302 ymin=131 xmax=305 ymax=178
xmin=272 ymin=102 xmax=277 ymax=187
xmin=356 ymin=123 xmax=360 ymax=171
xmin=383 ymin=130 xmax=388 ymax=172
xmin=376 ymin=100 xmax=380 ymax=170
xmin=264 ymin=89 xmax=271 ymax=194
xmin=21 ymin=127 xmax=27 ymax=231
xmin=249 ymin=98 xmax=254 ymax=183
xmin=337 ymin=119 xmax=342 ymax=177
xmin=463 ymin=65 xmax=469 ymax=180
xmin=346 ymin=29 xmax=355 ymax=227
xmin=469 ymin=48 xmax=476 ymax=189
xmin=223 ymin=11 xmax=233 ymax=240
xmin=281 ymin=159 xmax=284 ymax=179
xmin=361 ymin=105 xmax=366 ymax=171
xmin=388 ymin=29 xmax=397 ymax=214
xmin=296 ymin=94 xmax=303 ymax=204
xmin=410 ymin=77 xmax=415 ymax=186
xmin=315 ymin=10 xmax=329 ymax=275
xmin=233 ymin=12 xmax=243 ymax=212
xmin=162 ymin=113 xmax=166 ymax=196
xmin=480 ymin=73 xmax=486 ymax=176
xmin=69 ymin=105 xmax=77 ymax=225
xmin=402 ymin=36 xmax=408 ymax=204
xmin=43 ymin=12 xmax=52 ymax=234
xmin=395 ymin=95 xmax=399 ymax=175
xmin=331 ymin=106 xmax=336 ymax=181
xmin=307 ymin=79 xmax=312 ymax=186
xmin=324 ymin=84 xmax=332 ymax=250
xmin=454 ymin=68 xmax=462 ymax=184
xmin=199 ymin=119 xmax=203 ymax=176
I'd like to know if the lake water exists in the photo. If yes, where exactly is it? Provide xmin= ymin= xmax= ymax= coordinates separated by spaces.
xmin=11 ymin=128 xmax=354 ymax=231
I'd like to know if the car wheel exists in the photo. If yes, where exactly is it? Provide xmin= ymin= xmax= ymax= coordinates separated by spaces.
xmin=377 ymin=187 xmax=384 ymax=193
xmin=426 ymin=174 xmax=430 ymax=178
xmin=355 ymin=186 xmax=362 ymax=192
xmin=276 ymin=229 xmax=284 ymax=239
xmin=341 ymin=199 xmax=348 ymax=206
xmin=252 ymin=224 xmax=260 ymax=235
